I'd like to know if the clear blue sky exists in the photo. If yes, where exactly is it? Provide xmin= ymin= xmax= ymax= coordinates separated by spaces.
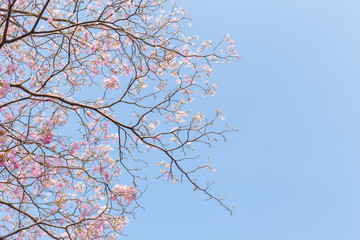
xmin=124 ymin=1 xmax=360 ymax=239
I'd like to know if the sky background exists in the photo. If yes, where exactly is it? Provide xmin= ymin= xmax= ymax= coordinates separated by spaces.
xmin=124 ymin=0 xmax=360 ymax=239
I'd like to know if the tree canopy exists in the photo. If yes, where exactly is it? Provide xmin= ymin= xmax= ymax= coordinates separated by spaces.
xmin=0 ymin=0 xmax=238 ymax=238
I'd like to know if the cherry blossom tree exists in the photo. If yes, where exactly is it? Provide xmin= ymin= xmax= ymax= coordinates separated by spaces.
xmin=0 ymin=0 xmax=238 ymax=239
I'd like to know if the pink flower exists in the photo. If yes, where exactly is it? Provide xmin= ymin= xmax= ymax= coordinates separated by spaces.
xmin=184 ymin=75 xmax=192 ymax=84
xmin=87 ymin=4 xmax=93 ymax=13
xmin=92 ymin=219 xmax=107 ymax=236
xmin=0 ymin=152 xmax=6 ymax=167
xmin=148 ymin=123 xmax=155 ymax=133
xmin=114 ymin=185 xmax=137 ymax=204
xmin=89 ymin=63 xmax=99 ymax=75
xmin=89 ymin=42 xmax=97 ymax=53
xmin=102 ymin=75 xmax=120 ymax=90
xmin=103 ymin=170 xmax=110 ymax=182
xmin=166 ymin=173 xmax=171 ymax=181
xmin=92 ymin=165 xmax=100 ymax=174
xmin=40 ymin=125 xmax=54 ymax=145
xmin=175 ymin=110 xmax=187 ymax=122
xmin=41 ymin=133 xmax=53 ymax=145
xmin=165 ymin=114 xmax=172 ymax=121
xmin=203 ymin=65 xmax=212 ymax=77
xmin=69 ymin=141 xmax=80 ymax=154
xmin=83 ymin=30 xmax=89 ymax=40
xmin=3 ymin=113 xmax=14 ymax=121
xmin=193 ymin=113 xmax=204 ymax=124
xmin=0 ymin=79 xmax=10 ymax=98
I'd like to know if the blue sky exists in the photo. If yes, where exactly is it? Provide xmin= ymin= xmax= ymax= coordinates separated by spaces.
xmin=124 ymin=1 xmax=360 ymax=239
